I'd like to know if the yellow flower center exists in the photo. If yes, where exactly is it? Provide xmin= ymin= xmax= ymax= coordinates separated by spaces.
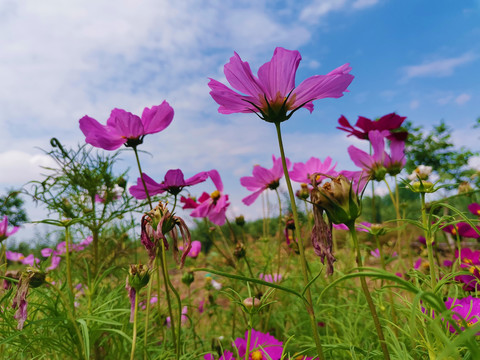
xmin=422 ymin=262 xmax=430 ymax=270
xmin=464 ymin=258 xmax=473 ymax=265
xmin=452 ymin=228 xmax=457 ymax=236
xmin=210 ymin=190 xmax=221 ymax=201
xmin=251 ymin=350 xmax=263 ymax=360
xmin=477 ymin=210 xmax=480 ymax=216
xmin=469 ymin=265 xmax=480 ymax=274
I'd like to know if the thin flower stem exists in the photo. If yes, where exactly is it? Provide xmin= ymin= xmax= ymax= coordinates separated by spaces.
xmin=132 ymin=146 xmax=153 ymax=210
xmin=160 ymin=240 xmax=182 ymax=359
xmin=384 ymin=179 xmax=403 ymax=267
xmin=349 ymin=224 xmax=391 ymax=360
xmin=245 ymin=318 xmax=252 ymax=360
xmin=274 ymin=122 xmax=325 ymax=360
xmin=275 ymin=189 xmax=283 ymax=275
xmin=421 ymin=193 xmax=437 ymax=290
xmin=156 ymin=254 xmax=177 ymax=354
xmin=130 ymin=291 xmax=139 ymax=360
xmin=64 ymin=226 xmax=74 ymax=301
xmin=143 ymin=279 xmax=153 ymax=360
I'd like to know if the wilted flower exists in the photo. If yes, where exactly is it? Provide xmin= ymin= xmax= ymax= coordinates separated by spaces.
xmin=209 ymin=47 xmax=353 ymax=124
xmin=240 ymin=155 xmax=290 ymax=206
xmin=0 ymin=215 xmax=19 ymax=242
xmin=141 ymin=201 xmax=191 ymax=267
xmin=79 ymin=102 xmax=174 ymax=150
xmin=12 ymin=268 xmax=46 ymax=330
xmin=129 ymin=169 xmax=208 ymax=199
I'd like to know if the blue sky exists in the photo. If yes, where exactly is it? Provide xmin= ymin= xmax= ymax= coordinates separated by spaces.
xmin=1 ymin=0 xmax=479 ymax=242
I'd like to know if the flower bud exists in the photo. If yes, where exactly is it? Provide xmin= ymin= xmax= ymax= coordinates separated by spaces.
xmin=181 ymin=271 xmax=195 ymax=286
xmin=411 ymin=181 xmax=435 ymax=193
xmin=128 ymin=264 xmax=150 ymax=292
xmin=458 ymin=181 xmax=473 ymax=195
xmin=243 ymin=297 xmax=261 ymax=309
xmin=368 ymin=224 xmax=388 ymax=236
xmin=235 ymin=215 xmax=245 ymax=227
xmin=233 ymin=243 xmax=246 ymax=259
xmin=296 ymin=183 xmax=310 ymax=200
xmin=311 ymin=175 xmax=361 ymax=225
xmin=24 ymin=268 xmax=46 ymax=288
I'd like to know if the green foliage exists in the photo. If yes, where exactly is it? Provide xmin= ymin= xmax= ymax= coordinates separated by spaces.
xmin=404 ymin=120 xmax=478 ymax=186
xmin=0 ymin=190 xmax=28 ymax=226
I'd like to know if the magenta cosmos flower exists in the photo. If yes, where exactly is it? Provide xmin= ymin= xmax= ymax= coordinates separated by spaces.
xmin=184 ymin=170 xmax=230 ymax=226
xmin=289 ymin=156 xmax=337 ymax=185
xmin=444 ymin=296 xmax=480 ymax=334
xmin=0 ymin=216 xmax=19 ymax=242
xmin=240 ymin=155 xmax=290 ymax=205
xmin=337 ymin=113 xmax=407 ymax=141
xmin=441 ymin=222 xmax=480 ymax=239
xmin=233 ymin=329 xmax=283 ymax=360
xmin=468 ymin=203 xmax=480 ymax=217
xmin=129 ymin=169 xmax=208 ymax=199
xmin=208 ymin=47 xmax=354 ymax=123
xmin=79 ymin=102 xmax=174 ymax=150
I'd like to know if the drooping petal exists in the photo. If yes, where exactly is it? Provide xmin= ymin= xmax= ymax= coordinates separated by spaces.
xmin=141 ymin=101 xmax=174 ymax=135
xmin=257 ymin=47 xmax=301 ymax=101
xmin=208 ymin=79 xmax=258 ymax=114
xmin=368 ymin=130 xmax=387 ymax=163
xmin=79 ymin=116 xmax=126 ymax=150
xmin=208 ymin=169 xmax=224 ymax=192
xmin=292 ymin=64 xmax=354 ymax=111
xmin=242 ymin=188 xmax=266 ymax=206
xmin=185 ymin=171 xmax=209 ymax=186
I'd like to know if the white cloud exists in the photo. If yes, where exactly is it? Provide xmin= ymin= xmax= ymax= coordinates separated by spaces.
xmin=0 ymin=151 xmax=56 ymax=184
xmin=402 ymin=53 xmax=477 ymax=80
xmin=455 ymin=93 xmax=472 ymax=105
xmin=410 ymin=99 xmax=420 ymax=109
xmin=299 ymin=0 xmax=380 ymax=23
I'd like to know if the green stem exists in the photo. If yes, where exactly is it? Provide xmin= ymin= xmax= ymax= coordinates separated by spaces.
xmin=275 ymin=189 xmax=283 ymax=276
xmin=156 ymin=254 xmax=177 ymax=353
xmin=274 ymin=122 xmax=325 ymax=360
xmin=143 ymin=279 xmax=153 ymax=360
xmin=160 ymin=240 xmax=182 ymax=359
xmin=64 ymin=226 xmax=74 ymax=300
xmin=421 ymin=193 xmax=437 ymax=290
xmin=349 ymin=225 xmax=391 ymax=360
xmin=245 ymin=322 xmax=252 ymax=360
xmin=130 ymin=291 xmax=139 ymax=360
xmin=132 ymin=146 xmax=153 ymax=210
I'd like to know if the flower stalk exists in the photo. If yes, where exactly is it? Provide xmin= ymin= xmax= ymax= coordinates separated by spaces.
xmin=130 ymin=291 xmax=139 ymax=360
xmin=274 ymin=122 xmax=325 ymax=360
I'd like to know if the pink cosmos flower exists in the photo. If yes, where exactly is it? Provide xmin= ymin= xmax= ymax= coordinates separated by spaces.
xmin=166 ymin=306 xmax=188 ymax=327
xmin=79 ymin=102 xmax=174 ymax=150
xmin=6 ymin=251 xmax=40 ymax=266
xmin=0 ymin=216 xmax=19 ymax=242
xmin=468 ymin=203 xmax=480 ymax=217
xmin=332 ymin=221 xmax=371 ymax=232
xmin=444 ymin=296 xmax=480 ymax=334
xmin=204 ymin=351 xmax=235 ymax=360
xmin=189 ymin=170 xmax=230 ymax=226
xmin=240 ymin=155 xmax=290 ymax=206
xmin=337 ymin=113 xmax=407 ymax=141
xmin=348 ymin=130 xmax=389 ymax=181
xmin=259 ymin=273 xmax=282 ymax=283
xmin=179 ymin=240 xmax=202 ymax=258
xmin=209 ymin=47 xmax=353 ymax=123
xmin=233 ymin=329 xmax=283 ymax=360
xmin=129 ymin=169 xmax=208 ymax=199
xmin=441 ymin=222 xmax=480 ymax=239
xmin=289 ymin=156 xmax=337 ymax=185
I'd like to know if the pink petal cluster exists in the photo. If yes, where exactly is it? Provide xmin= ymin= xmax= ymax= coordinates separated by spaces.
xmin=468 ymin=203 xmax=480 ymax=217
xmin=259 ymin=273 xmax=282 ymax=283
xmin=240 ymin=155 xmax=289 ymax=206
xmin=6 ymin=252 xmax=40 ymax=266
xmin=129 ymin=169 xmax=208 ymax=199
xmin=0 ymin=216 xmax=19 ymax=241
xmin=348 ymin=130 xmax=406 ymax=181
xmin=209 ymin=47 xmax=353 ymax=123
xmin=233 ymin=329 xmax=283 ymax=360
xmin=444 ymin=296 xmax=480 ymax=334
xmin=79 ymin=102 xmax=174 ymax=150
xmin=441 ymin=222 xmax=480 ymax=239
xmin=182 ymin=170 xmax=230 ymax=226
xmin=337 ymin=113 xmax=407 ymax=141
xmin=289 ymin=156 xmax=337 ymax=185
xmin=166 ymin=306 xmax=188 ymax=327
xmin=40 ymin=236 xmax=93 ymax=271
xmin=179 ymin=240 xmax=202 ymax=258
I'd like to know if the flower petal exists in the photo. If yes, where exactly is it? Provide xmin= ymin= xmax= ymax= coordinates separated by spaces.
xmin=141 ymin=101 xmax=174 ymax=135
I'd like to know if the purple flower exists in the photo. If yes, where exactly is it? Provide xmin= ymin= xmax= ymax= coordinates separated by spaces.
xmin=6 ymin=251 xmax=40 ymax=266
xmin=129 ymin=169 xmax=208 ymax=199
xmin=289 ymin=156 xmax=337 ymax=185
xmin=187 ymin=240 xmax=202 ymax=258
xmin=79 ymin=102 xmax=174 ymax=150
xmin=371 ymin=248 xmax=381 ymax=258
xmin=337 ymin=113 xmax=407 ymax=141
xmin=0 ymin=216 xmax=19 ymax=242
xmin=468 ymin=203 xmax=480 ymax=217
xmin=332 ymin=222 xmax=370 ymax=232
xmin=190 ymin=170 xmax=230 ymax=226
xmin=259 ymin=273 xmax=282 ymax=283
xmin=441 ymin=222 xmax=480 ymax=239
xmin=166 ymin=306 xmax=188 ymax=327
xmin=233 ymin=329 xmax=283 ymax=360
xmin=444 ymin=296 xmax=480 ymax=334
xmin=209 ymin=47 xmax=353 ymax=123
xmin=240 ymin=155 xmax=290 ymax=206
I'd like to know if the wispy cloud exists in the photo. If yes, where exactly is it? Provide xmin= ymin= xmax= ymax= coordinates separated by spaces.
xmin=402 ymin=53 xmax=477 ymax=80
xmin=455 ymin=93 xmax=472 ymax=105
xmin=299 ymin=0 xmax=379 ymax=23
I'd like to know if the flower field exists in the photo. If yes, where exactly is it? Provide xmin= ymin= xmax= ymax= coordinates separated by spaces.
xmin=2 ymin=47 xmax=480 ymax=360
